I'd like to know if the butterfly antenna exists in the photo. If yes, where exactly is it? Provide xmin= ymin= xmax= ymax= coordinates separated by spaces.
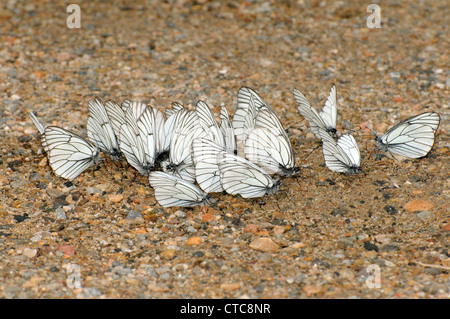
xmin=301 ymin=142 xmax=322 ymax=164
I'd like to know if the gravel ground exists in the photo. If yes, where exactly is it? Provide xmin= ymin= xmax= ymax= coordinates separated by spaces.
xmin=0 ymin=1 xmax=448 ymax=299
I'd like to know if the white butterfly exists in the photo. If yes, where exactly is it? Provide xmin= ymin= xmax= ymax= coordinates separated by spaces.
xmin=121 ymin=99 xmax=167 ymax=158
xmin=318 ymin=128 xmax=361 ymax=175
xmin=104 ymin=100 xmax=126 ymax=139
xmin=87 ymin=97 xmax=121 ymax=160
xmin=152 ymin=107 xmax=167 ymax=157
xmin=191 ymin=137 xmax=226 ymax=193
xmin=217 ymin=152 xmax=281 ymax=198
xmin=232 ymin=87 xmax=272 ymax=145
xmin=244 ymin=108 xmax=299 ymax=176
xmin=148 ymin=171 xmax=211 ymax=207
xmin=196 ymin=100 xmax=225 ymax=147
xmin=118 ymin=104 xmax=155 ymax=175
xmin=29 ymin=113 xmax=101 ymax=180
xmin=294 ymin=84 xmax=338 ymax=139
xmin=373 ymin=112 xmax=440 ymax=159
xmin=219 ymin=106 xmax=237 ymax=155
xmin=162 ymin=103 xmax=184 ymax=157
xmin=163 ymin=108 xmax=203 ymax=182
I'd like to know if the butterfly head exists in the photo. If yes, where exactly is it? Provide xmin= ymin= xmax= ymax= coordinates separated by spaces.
xmin=347 ymin=165 xmax=363 ymax=175
xmin=93 ymin=148 xmax=102 ymax=164
xmin=204 ymin=194 xmax=217 ymax=206
xmin=109 ymin=148 xmax=123 ymax=161
xmin=266 ymin=178 xmax=282 ymax=196
xmin=327 ymin=127 xmax=337 ymax=138
xmin=282 ymin=165 xmax=300 ymax=177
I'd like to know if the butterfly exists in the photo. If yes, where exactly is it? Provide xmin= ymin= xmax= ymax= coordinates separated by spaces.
xmin=121 ymin=99 xmax=167 ymax=158
xmin=29 ymin=112 xmax=101 ymax=180
xmin=217 ymin=152 xmax=281 ymax=198
xmin=118 ymin=104 xmax=156 ymax=175
xmin=318 ymin=128 xmax=361 ymax=175
xmin=293 ymin=84 xmax=338 ymax=139
xmin=232 ymin=87 xmax=272 ymax=146
xmin=191 ymin=137 xmax=226 ymax=193
xmin=87 ymin=97 xmax=121 ymax=160
xmin=104 ymin=100 xmax=126 ymax=139
xmin=195 ymin=100 xmax=225 ymax=147
xmin=244 ymin=107 xmax=299 ymax=176
xmin=219 ymin=106 xmax=238 ymax=155
xmin=373 ymin=112 xmax=440 ymax=159
xmin=163 ymin=108 xmax=203 ymax=182
xmin=148 ymin=171 xmax=211 ymax=207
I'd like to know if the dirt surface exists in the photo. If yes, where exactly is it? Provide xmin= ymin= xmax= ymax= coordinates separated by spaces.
xmin=0 ymin=1 xmax=448 ymax=299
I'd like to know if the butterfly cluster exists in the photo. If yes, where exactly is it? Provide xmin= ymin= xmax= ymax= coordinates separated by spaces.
xmin=294 ymin=85 xmax=440 ymax=173
xmin=29 ymin=86 xmax=440 ymax=208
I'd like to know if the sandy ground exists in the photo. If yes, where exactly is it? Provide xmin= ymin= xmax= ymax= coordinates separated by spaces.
xmin=0 ymin=1 xmax=448 ymax=299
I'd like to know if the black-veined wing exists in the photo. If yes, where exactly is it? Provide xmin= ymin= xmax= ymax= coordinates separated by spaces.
xmin=195 ymin=100 xmax=225 ymax=147
xmin=293 ymin=86 xmax=337 ymax=139
xmin=319 ymin=84 xmax=337 ymax=136
xmin=318 ymin=129 xmax=361 ymax=174
xmin=152 ymin=107 xmax=166 ymax=157
xmin=217 ymin=152 xmax=281 ymax=198
xmin=41 ymin=126 xmax=101 ymax=180
xmin=245 ymin=109 xmax=298 ymax=176
xmin=219 ymin=106 xmax=237 ymax=155
xmin=29 ymin=112 xmax=45 ymax=135
xmin=192 ymin=138 xmax=226 ymax=193
xmin=104 ymin=100 xmax=126 ymax=139
xmin=118 ymin=107 xmax=154 ymax=175
xmin=149 ymin=171 xmax=210 ymax=207
xmin=165 ymin=102 xmax=185 ymax=118
xmin=232 ymin=87 xmax=271 ymax=144
xmin=87 ymin=97 xmax=121 ymax=160
xmin=162 ymin=103 xmax=184 ymax=154
xmin=374 ymin=112 xmax=440 ymax=159
xmin=166 ymin=108 xmax=203 ymax=182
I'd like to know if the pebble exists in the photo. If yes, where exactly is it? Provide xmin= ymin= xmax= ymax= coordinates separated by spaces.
xmin=220 ymin=283 xmax=241 ymax=291
xmin=249 ymin=237 xmax=280 ymax=253
xmin=186 ymin=236 xmax=202 ymax=245
xmin=22 ymin=248 xmax=37 ymax=258
xmin=108 ymin=194 xmax=124 ymax=203
xmin=30 ymin=231 xmax=53 ymax=242
xmin=302 ymin=285 xmax=322 ymax=295
xmin=126 ymin=210 xmax=143 ymax=219
xmin=404 ymin=199 xmax=434 ymax=212
xmin=384 ymin=205 xmax=398 ymax=215
xmin=85 ymin=187 xmax=102 ymax=195
xmin=55 ymin=207 xmax=67 ymax=220
xmin=46 ymin=188 xmax=63 ymax=198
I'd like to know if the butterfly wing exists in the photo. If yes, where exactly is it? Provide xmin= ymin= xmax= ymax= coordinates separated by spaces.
xmin=104 ymin=100 xmax=126 ymax=139
xmin=149 ymin=171 xmax=209 ymax=207
xmin=153 ymin=107 xmax=166 ymax=156
xmin=218 ymin=152 xmax=278 ymax=198
xmin=195 ymin=100 xmax=225 ymax=147
xmin=319 ymin=129 xmax=360 ymax=174
xmin=293 ymin=88 xmax=328 ymax=139
xmin=192 ymin=138 xmax=225 ymax=193
xmin=43 ymin=126 xmax=100 ymax=180
xmin=87 ymin=97 xmax=121 ymax=160
xmin=319 ymin=84 xmax=337 ymax=135
xmin=219 ymin=106 xmax=238 ymax=155
xmin=118 ymin=108 xmax=150 ymax=175
xmin=29 ymin=112 xmax=45 ymax=135
xmin=245 ymin=109 xmax=296 ymax=175
xmin=233 ymin=87 xmax=270 ymax=144
xmin=377 ymin=112 xmax=440 ymax=158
